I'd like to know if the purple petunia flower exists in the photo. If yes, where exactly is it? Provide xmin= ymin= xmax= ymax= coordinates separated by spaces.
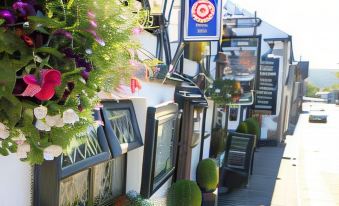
xmin=12 ymin=1 xmax=36 ymax=17
xmin=81 ymin=70 xmax=90 ymax=81
xmin=76 ymin=57 xmax=92 ymax=72
xmin=85 ymin=63 xmax=92 ymax=72
xmin=58 ymin=82 xmax=75 ymax=105
xmin=62 ymin=48 xmax=77 ymax=58
xmin=75 ymin=58 xmax=87 ymax=68
xmin=0 ymin=10 xmax=16 ymax=25
xmin=53 ymin=29 xmax=73 ymax=40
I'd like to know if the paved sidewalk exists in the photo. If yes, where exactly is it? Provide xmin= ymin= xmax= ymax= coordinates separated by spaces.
xmin=219 ymin=104 xmax=339 ymax=206
xmin=271 ymin=135 xmax=298 ymax=206
xmin=218 ymin=145 xmax=285 ymax=206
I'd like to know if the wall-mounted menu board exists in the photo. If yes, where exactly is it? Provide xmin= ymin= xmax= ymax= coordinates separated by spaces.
xmin=254 ymin=56 xmax=280 ymax=115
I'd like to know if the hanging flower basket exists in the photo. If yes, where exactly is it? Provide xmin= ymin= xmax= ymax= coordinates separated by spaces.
xmin=0 ymin=0 xmax=144 ymax=164
xmin=206 ymin=78 xmax=243 ymax=106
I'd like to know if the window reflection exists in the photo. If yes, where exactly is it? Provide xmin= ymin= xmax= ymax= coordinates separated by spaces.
xmin=153 ymin=118 xmax=175 ymax=188
xmin=59 ymin=170 xmax=89 ymax=206
xmin=107 ymin=109 xmax=135 ymax=144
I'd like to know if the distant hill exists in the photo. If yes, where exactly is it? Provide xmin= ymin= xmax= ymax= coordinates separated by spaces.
xmin=307 ymin=69 xmax=339 ymax=89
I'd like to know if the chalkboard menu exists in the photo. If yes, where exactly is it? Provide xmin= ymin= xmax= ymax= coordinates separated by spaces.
xmin=254 ymin=57 xmax=280 ymax=114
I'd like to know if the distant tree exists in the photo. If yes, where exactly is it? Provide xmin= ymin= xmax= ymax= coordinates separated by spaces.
xmin=322 ymin=72 xmax=339 ymax=92
xmin=323 ymin=87 xmax=331 ymax=92
xmin=306 ymin=83 xmax=320 ymax=97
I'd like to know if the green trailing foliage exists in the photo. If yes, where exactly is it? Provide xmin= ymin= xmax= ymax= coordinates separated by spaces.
xmin=206 ymin=79 xmax=235 ymax=105
xmin=0 ymin=0 xmax=143 ymax=164
xmin=196 ymin=158 xmax=219 ymax=192
xmin=209 ymin=127 xmax=227 ymax=158
xmin=167 ymin=180 xmax=202 ymax=206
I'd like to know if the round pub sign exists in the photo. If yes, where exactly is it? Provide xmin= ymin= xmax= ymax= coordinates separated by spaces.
xmin=191 ymin=0 xmax=215 ymax=23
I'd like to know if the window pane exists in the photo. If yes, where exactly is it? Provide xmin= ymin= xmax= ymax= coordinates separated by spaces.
xmin=229 ymin=107 xmax=239 ymax=121
xmin=62 ymin=126 xmax=103 ymax=168
xmin=93 ymin=161 xmax=113 ymax=205
xmin=93 ymin=155 xmax=126 ymax=205
xmin=59 ymin=170 xmax=89 ymax=206
xmin=107 ymin=109 xmax=136 ymax=144
xmin=111 ymin=155 xmax=126 ymax=198
xmin=153 ymin=119 xmax=175 ymax=188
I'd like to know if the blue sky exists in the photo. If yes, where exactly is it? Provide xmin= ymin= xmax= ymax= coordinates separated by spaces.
xmin=228 ymin=0 xmax=339 ymax=69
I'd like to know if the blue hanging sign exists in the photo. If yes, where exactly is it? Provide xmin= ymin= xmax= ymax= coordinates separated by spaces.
xmin=184 ymin=0 xmax=222 ymax=41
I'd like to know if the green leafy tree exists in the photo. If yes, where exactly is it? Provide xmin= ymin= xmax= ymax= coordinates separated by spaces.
xmin=306 ymin=83 xmax=320 ymax=97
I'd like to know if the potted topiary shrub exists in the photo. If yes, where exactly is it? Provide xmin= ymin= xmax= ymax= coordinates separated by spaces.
xmin=196 ymin=158 xmax=219 ymax=192
xmin=245 ymin=117 xmax=261 ymax=147
xmin=196 ymin=158 xmax=219 ymax=206
xmin=209 ymin=127 xmax=227 ymax=158
xmin=167 ymin=180 xmax=202 ymax=206
xmin=235 ymin=121 xmax=249 ymax=134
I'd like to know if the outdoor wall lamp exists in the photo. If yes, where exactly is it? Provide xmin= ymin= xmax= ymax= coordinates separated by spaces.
xmin=148 ymin=0 xmax=174 ymax=20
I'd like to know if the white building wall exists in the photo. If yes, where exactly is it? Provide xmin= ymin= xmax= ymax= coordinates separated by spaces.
xmin=202 ymin=100 xmax=214 ymax=159
xmin=126 ymin=98 xmax=147 ymax=193
xmin=0 ymin=155 xmax=31 ymax=206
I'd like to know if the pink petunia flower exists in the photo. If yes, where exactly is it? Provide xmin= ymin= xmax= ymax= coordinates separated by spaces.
xmin=21 ymin=69 xmax=62 ymax=101
xmin=132 ymin=27 xmax=143 ymax=36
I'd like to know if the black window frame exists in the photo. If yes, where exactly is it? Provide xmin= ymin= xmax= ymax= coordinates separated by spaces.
xmin=141 ymin=102 xmax=180 ymax=198
xmin=61 ymin=124 xmax=111 ymax=178
xmin=34 ymin=122 xmax=112 ymax=206
xmin=100 ymin=100 xmax=144 ymax=158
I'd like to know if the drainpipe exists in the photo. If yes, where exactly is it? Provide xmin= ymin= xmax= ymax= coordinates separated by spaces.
xmin=178 ymin=0 xmax=185 ymax=74
xmin=276 ymin=40 xmax=290 ymax=142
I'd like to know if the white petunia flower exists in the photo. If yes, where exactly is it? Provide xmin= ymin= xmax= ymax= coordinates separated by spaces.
xmin=17 ymin=142 xmax=30 ymax=159
xmin=0 ymin=122 xmax=10 ymax=140
xmin=46 ymin=115 xmax=64 ymax=128
xmin=215 ymin=89 xmax=221 ymax=93
xmin=63 ymin=109 xmax=80 ymax=124
xmin=12 ymin=130 xmax=26 ymax=145
xmin=43 ymin=145 xmax=63 ymax=160
xmin=34 ymin=105 xmax=48 ymax=120
xmin=35 ymin=119 xmax=51 ymax=131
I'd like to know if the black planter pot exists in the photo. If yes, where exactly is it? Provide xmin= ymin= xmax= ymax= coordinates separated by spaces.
xmin=201 ymin=189 xmax=218 ymax=206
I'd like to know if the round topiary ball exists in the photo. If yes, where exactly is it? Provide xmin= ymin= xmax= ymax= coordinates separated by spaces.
xmin=196 ymin=158 xmax=219 ymax=192
xmin=245 ymin=117 xmax=260 ymax=139
xmin=167 ymin=180 xmax=202 ymax=206
xmin=236 ymin=121 xmax=249 ymax=134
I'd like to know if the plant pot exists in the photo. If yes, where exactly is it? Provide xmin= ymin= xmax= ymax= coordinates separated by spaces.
xmin=114 ymin=195 xmax=131 ymax=206
xmin=201 ymin=189 xmax=218 ymax=206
